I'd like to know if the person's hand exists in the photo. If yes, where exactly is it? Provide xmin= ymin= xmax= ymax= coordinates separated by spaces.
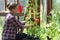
xmin=23 ymin=24 xmax=33 ymax=28
xmin=21 ymin=21 xmax=26 ymax=25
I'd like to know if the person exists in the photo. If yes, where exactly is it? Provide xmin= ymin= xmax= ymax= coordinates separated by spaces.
xmin=2 ymin=2 xmax=28 ymax=40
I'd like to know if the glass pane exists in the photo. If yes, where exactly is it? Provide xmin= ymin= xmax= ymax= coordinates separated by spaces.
xmin=0 ymin=16 xmax=5 ymax=40
xmin=19 ymin=0 xmax=27 ymax=13
xmin=0 ymin=0 xmax=4 ymax=11
xmin=19 ymin=16 xmax=24 ymax=21
xmin=52 ymin=0 xmax=60 ymax=9
xmin=19 ymin=0 xmax=27 ymax=21
xmin=7 ymin=0 xmax=16 ymax=4
xmin=15 ymin=16 xmax=24 ymax=21
xmin=7 ymin=0 xmax=16 ymax=2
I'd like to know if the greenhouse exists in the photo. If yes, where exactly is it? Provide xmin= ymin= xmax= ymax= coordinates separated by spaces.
xmin=0 ymin=0 xmax=60 ymax=40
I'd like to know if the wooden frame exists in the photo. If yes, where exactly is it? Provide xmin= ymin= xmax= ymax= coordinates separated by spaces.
xmin=4 ymin=0 xmax=7 ymax=11
xmin=0 ymin=12 xmax=24 ymax=16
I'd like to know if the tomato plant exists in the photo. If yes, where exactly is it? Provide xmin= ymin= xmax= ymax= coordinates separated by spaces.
xmin=23 ymin=0 xmax=40 ymax=39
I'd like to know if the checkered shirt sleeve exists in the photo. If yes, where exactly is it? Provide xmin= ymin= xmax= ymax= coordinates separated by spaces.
xmin=10 ymin=17 xmax=23 ymax=29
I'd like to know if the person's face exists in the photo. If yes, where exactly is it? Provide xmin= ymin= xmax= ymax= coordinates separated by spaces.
xmin=12 ymin=6 xmax=18 ymax=14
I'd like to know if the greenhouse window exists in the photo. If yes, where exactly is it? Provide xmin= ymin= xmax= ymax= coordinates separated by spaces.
xmin=52 ymin=0 xmax=60 ymax=9
xmin=0 ymin=0 xmax=24 ymax=16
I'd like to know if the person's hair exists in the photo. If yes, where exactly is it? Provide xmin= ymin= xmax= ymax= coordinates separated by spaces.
xmin=7 ymin=2 xmax=18 ymax=10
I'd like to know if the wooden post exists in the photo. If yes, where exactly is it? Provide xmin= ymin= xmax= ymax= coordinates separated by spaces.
xmin=16 ymin=0 xmax=19 ymax=4
xmin=37 ymin=0 xmax=40 ymax=25
xmin=37 ymin=0 xmax=40 ymax=12
xmin=16 ymin=0 xmax=19 ymax=20
xmin=47 ymin=0 xmax=52 ymax=23
xmin=4 ymin=0 xmax=7 ymax=11
xmin=47 ymin=0 xmax=52 ymax=15
xmin=16 ymin=0 xmax=19 ymax=33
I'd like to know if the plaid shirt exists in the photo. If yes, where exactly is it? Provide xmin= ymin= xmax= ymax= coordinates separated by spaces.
xmin=2 ymin=12 xmax=23 ymax=40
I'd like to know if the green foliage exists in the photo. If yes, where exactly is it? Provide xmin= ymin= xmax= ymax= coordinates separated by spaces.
xmin=25 ymin=20 xmax=40 ymax=37
xmin=46 ymin=9 xmax=60 ymax=40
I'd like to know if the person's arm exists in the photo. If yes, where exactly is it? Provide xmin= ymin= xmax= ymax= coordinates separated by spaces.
xmin=18 ymin=21 xmax=30 ymax=28
xmin=10 ymin=17 xmax=23 ymax=29
xmin=10 ymin=17 xmax=29 ymax=29
xmin=22 ymin=25 xmax=29 ymax=28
